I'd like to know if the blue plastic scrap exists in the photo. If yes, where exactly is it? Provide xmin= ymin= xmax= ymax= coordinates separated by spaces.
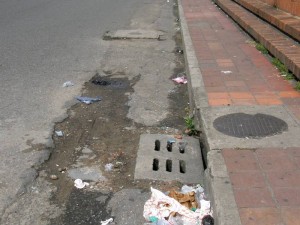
xmin=76 ymin=96 xmax=102 ymax=104
xmin=149 ymin=216 xmax=159 ymax=223
xmin=167 ymin=139 xmax=176 ymax=144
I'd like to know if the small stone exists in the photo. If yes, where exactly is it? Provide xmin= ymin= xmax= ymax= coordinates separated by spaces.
xmin=58 ymin=167 xmax=67 ymax=172
xmin=50 ymin=175 xmax=58 ymax=180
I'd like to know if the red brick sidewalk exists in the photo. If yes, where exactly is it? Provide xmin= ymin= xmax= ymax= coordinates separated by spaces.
xmin=223 ymin=148 xmax=300 ymax=225
xmin=181 ymin=0 xmax=300 ymax=224
xmin=182 ymin=0 xmax=300 ymax=120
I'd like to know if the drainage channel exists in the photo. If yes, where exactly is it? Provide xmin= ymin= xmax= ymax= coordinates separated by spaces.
xmin=134 ymin=134 xmax=205 ymax=184
xmin=42 ymin=72 xmax=189 ymax=224
xmin=41 ymin=1 xmax=209 ymax=224
xmin=40 ymin=20 xmax=192 ymax=225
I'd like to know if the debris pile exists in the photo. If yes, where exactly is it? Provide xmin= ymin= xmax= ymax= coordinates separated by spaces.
xmin=143 ymin=185 xmax=213 ymax=225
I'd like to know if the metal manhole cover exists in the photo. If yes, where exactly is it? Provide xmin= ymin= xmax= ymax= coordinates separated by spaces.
xmin=213 ymin=113 xmax=288 ymax=138
xmin=134 ymin=134 xmax=204 ymax=184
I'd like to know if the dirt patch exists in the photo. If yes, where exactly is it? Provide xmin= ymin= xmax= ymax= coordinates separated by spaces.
xmin=39 ymin=3 xmax=190 ymax=223
xmin=40 ymin=51 xmax=189 ymax=224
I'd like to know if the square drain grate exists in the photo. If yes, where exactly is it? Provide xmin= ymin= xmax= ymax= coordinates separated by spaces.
xmin=134 ymin=134 xmax=204 ymax=184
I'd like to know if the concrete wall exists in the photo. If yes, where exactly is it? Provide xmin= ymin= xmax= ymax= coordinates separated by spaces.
xmin=259 ymin=0 xmax=300 ymax=17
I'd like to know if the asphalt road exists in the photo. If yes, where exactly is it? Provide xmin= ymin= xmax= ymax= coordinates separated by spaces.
xmin=0 ymin=0 xmax=142 ymax=217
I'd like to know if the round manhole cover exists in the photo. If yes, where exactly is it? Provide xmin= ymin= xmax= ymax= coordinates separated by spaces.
xmin=213 ymin=113 xmax=288 ymax=138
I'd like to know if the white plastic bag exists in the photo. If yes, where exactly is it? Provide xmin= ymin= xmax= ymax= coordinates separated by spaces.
xmin=143 ymin=188 xmax=202 ymax=224
xmin=74 ymin=179 xmax=89 ymax=189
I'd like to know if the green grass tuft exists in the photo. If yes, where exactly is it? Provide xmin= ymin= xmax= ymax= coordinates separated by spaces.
xmin=271 ymin=58 xmax=295 ymax=80
xmin=255 ymin=43 xmax=268 ymax=54
xmin=295 ymin=81 xmax=300 ymax=91
xmin=272 ymin=58 xmax=288 ymax=73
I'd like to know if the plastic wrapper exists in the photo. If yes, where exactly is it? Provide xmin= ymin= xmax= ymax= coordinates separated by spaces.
xmin=143 ymin=187 xmax=213 ymax=225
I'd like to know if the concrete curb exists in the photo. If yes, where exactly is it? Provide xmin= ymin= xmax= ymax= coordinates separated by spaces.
xmin=177 ymin=1 xmax=242 ymax=224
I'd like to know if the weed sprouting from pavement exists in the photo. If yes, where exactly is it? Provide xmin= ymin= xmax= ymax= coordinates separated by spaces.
xmin=184 ymin=107 xmax=199 ymax=136
xmin=272 ymin=58 xmax=288 ymax=73
xmin=272 ymin=58 xmax=294 ymax=80
xmin=295 ymin=81 xmax=300 ymax=91
xmin=255 ymin=43 xmax=268 ymax=54
xmin=247 ymin=38 xmax=298 ymax=86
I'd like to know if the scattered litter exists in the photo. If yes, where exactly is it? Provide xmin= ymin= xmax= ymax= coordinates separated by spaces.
xmin=167 ymin=139 xmax=176 ymax=144
xmin=172 ymin=76 xmax=188 ymax=84
xmin=155 ymin=218 xmax=170 ymax=225
xmin=74 ymin=179 xmax=89 ymax=189
xmin=221 ymin=71 xmax=232 ymax=74
xmin=62 ymin=81 xmax=74 ymax=87
xmin=76 ymin=96 xmax=102 ymax=104
xmin=149 ymin=216 xmax=159 ymax=223
xmin=101 ymin=218 xmax=113 ymax=225
xmin=105 ymin=163 xmax=114 ymax=171
xmin=143 ymin=186 xmax=213 ymax=225
xmin=168 ymin=190 xmax=198 ymax=209
xmin=55 ymin=131 xmax=64 ymax=137
xmin=50 ymin=175 xmax=58 ymax=180
xmin=181 ymin=185 xmax=204 ymax=195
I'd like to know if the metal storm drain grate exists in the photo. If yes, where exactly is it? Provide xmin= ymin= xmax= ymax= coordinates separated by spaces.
xmin=134 ymin=134 xmax=204 ymax=183
xmin=213 ymin=113 xmax=288 ymax=138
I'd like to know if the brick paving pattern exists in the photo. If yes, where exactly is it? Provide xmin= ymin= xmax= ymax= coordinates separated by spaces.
xmin=181 ymin=0 xmax=300 ymax=224
xmin=223 ymin=148 xmax=300 ymax=225
xmin=182 ymin=0 xmax=300 ymax=120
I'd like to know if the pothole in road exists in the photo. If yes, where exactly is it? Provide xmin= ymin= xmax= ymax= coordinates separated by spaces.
xmin=91 ymin=73 xmax=128 ymax=89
